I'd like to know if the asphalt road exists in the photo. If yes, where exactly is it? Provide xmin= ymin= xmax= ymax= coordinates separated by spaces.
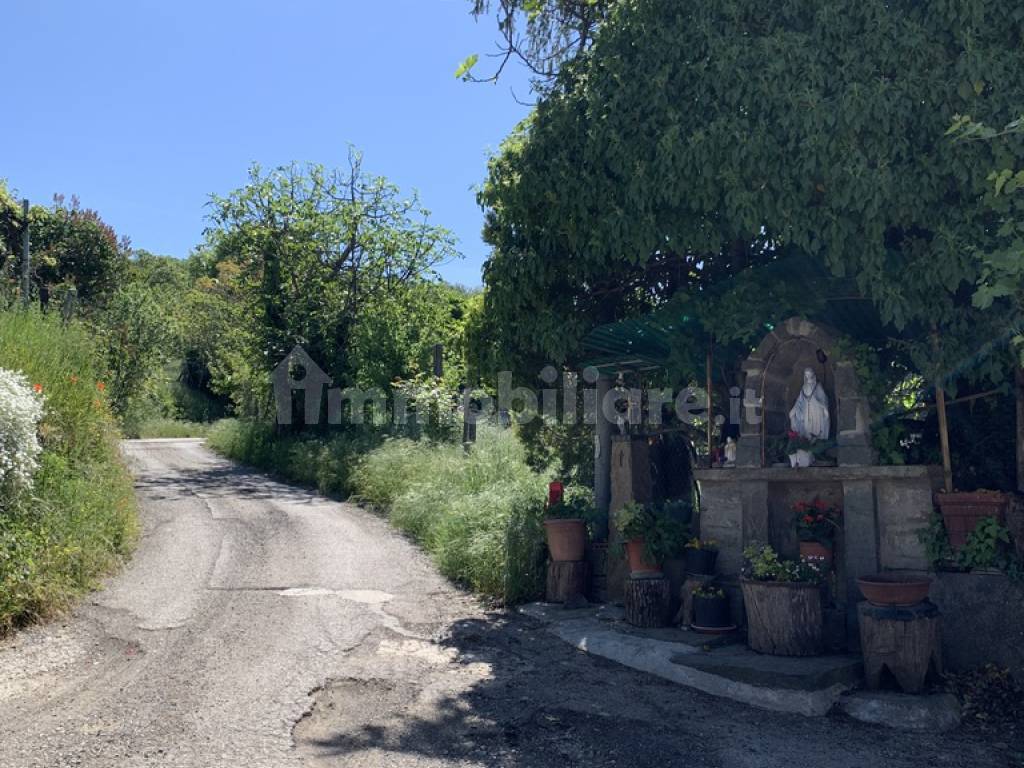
xmin=0 ymin=439 xmax=1018 ymax=768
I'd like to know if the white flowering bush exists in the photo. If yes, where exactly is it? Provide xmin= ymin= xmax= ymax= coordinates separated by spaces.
xmin=0 ymin=367 xmax=45 ymax=508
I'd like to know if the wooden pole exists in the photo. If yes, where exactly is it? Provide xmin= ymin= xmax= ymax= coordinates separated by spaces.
xmin=1017 ymin=365 xmax=1024 ymax=493
xmin=20 ymin=199 xmax=30 ymax=307
xmin=931 ymin=328 xmax=954 ymax=493
xmin=936 ymin=383 xmax=953 ymax=493
xmin=706 ymin=341 xmax=714 ymax=462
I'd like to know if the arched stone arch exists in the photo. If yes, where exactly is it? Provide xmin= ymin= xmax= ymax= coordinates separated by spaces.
xmin=735 ymin=317 xmax=873 ymax=467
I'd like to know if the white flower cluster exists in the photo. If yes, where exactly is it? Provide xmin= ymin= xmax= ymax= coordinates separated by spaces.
xmin=0 ymin=367 xmax=45 ymax=506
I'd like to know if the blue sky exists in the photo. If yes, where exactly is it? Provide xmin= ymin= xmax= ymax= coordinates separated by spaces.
xmin=0 ymin=1 xmax=532 ymax=287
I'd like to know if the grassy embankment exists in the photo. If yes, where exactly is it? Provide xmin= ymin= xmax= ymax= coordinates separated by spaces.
xmin=0 ymin=311 xmax=137 ymax=633
xmin=208 ymin=419 xmax=550 ymax=604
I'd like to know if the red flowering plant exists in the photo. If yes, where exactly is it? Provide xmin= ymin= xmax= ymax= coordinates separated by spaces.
xmin=793 ymin=497 xmax=841 ymax=545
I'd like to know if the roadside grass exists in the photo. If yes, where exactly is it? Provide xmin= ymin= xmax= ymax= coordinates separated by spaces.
xmin=0 ymin=309 xmax=137 ymax=633
xmin=208 ymin=419 xmax=551 ymax=604
xmin=133 ymin=418 xmax=216 ymax=439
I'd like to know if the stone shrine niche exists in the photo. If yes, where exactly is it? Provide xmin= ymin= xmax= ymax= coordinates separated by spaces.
xmin=735 ymin=318 xmax=873 ymax=468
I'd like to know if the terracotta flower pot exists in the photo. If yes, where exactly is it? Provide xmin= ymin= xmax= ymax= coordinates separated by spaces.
xmin=935 ymin=491 xmax=1008 ymax=550
xmin=544 ymin=519 xmax=586 ymax=562
xmin=625 ymin=538 xmax=662 ymax=574
xmin=857 ymin=574 xmax=931 ymax=607
xmin=799 ymin=541 xmax=833 ymax=568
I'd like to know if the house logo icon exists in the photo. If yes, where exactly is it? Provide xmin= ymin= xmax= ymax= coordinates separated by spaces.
xmin=272 ymin=345 xmax=333 ymax=425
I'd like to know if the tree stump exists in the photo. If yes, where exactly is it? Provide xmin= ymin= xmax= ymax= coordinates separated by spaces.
xmin=673 ymin=573 xmax=716 ymax=627
xmin=741 ymin=579 xmax=823 ymax=656
xmin=625 ymin=574 xmax=670 ymax=628
xmin=546 ymin=561 xmax=589 ymax=603
xmin=859 ymin=601 xmax=942 ymax=694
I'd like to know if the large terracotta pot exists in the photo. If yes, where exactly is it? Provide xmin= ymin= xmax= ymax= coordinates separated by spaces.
xmin=856 ymin=574 xmax=931 ymax=607
xmin=741 ymin=579 xmax=823 ymax=657
xmin=935 ymin=491 xmax=1008 ymax=550
xmin=625 ymin=538 xmax=662 ymax=574
xmin=544 ymin=519 xmax=586 ymax=562
xmin=799 ymin=541 xmax=833 ymax=569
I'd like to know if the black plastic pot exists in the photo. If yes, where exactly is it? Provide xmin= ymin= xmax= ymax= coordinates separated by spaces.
xmin=693 ymin=595 xmax=730 ymax=628
xmin=684 ymin=547 xmax=718 ymax=575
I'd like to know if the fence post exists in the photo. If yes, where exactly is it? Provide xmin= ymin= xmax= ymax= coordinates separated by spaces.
xmin=20 ymin=199 xmax=30 ymax=307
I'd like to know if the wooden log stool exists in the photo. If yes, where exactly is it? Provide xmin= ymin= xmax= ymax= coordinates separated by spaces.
xmin=625 ymin=574 xmax=670 ymax=628
xmin=546 ymin=561 xmax=589 ymax=603
xmin=858 ymin=601 xmax=943 ymax=694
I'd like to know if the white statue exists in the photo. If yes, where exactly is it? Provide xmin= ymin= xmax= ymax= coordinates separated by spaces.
xmin=788 ymin=367 xmax=830 ymax=440
xmin=723 ymin=437 xmax=737 ymax=467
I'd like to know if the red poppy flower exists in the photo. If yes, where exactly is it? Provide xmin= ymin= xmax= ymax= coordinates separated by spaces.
xmin=32 ymin=383 xmax=43 ymax=394
xmin=97 ymin=382 xmax=106 ymax=392
xmin=803 ymin=515 xmax=814 ymax=524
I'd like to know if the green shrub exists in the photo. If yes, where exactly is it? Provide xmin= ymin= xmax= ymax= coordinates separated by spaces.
xmin=208 ymin=418 xmax=552 ymax=604
xmin=207 ymin=419 xmax=382 ymax=499
xmin=353 ymin=426 xmax=551 ymax=603
xmin=0 ymin=309 xmax=137 ymax=633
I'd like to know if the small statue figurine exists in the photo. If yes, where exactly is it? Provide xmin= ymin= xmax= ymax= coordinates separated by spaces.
xmin=723 ymin=436 xmax=737 ymax=467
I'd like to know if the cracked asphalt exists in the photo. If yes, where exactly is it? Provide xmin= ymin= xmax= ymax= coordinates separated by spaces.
xmin=0 ymin=439 xmax=1019 ymax=767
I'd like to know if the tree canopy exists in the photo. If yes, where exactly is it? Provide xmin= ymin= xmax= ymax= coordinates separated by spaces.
xmin=479 ymin=0 xmax=1024 ymax=385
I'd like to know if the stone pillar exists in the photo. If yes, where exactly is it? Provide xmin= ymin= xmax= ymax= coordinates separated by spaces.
xmin=593 ymin=376 xmax=613 ymax=541
xmin=843 ymin=480 xmax=880 ymax=648
xmin=607 ymin=435 xmax=653 ymax=602
xmin=835 ymin=361 xmax=874 ymax=466
xmin=736 ymin=352 xmax=768 ymax=467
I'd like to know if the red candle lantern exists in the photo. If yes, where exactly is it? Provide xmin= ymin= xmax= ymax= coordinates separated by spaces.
xmin=548 ymin=481 xmax=564 ymax=506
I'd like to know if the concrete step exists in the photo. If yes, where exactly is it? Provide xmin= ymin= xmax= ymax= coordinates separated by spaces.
xmin=519 ymin=602 xmax=862 ymax=717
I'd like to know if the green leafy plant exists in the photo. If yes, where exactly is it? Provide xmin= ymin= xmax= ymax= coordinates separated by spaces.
xmin=545 ymin=494 xmax=593 ymax=521
xmin=684 ymin=537 xmax=718 ymax=551
xmin=693 ymin=585 xmax=725 ymax=599
xmin=918 ymin=514 xmax=955 ymax=567
xmin=613 ymin=501 xmax=690 ymax=565
xmin=959 ymin=517 xmax=1012 ymax=570
xmin=741 ymin=543 xmax=824 ymax=584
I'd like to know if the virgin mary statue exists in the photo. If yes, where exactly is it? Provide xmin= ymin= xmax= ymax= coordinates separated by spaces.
xmin=789 ymin=368 xmax=830 ymax=440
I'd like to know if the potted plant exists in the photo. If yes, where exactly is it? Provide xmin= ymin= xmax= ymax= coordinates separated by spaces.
xmin=740 ymin=544 xmax=826 ymax=656
xmin=614 ymin=501 xmax=688 ymax=574
xmin=793 ymin=497 xmax=841 ymax=568
xmin=691 ymin=584 xmax=731 ymax=631
xmin=683 ymin=538 xmax=719 ymax=575
xmin=544 ymin=492 xmax=591 ymax=563
xmin=934 ymin=489 xmax=1010 ymax=551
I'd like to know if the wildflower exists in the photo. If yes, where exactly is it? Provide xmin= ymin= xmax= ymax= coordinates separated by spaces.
xmin=97 ymin=382 xmax=106 ymax=392
xmin=803 ymin=515 xmax=814 ymax=524
xmin=813 ymin=498 xmax=827 ymax=510
xmin=0 ymin=368 xmax=45 ymax=503
xmin=93 ymin=399 xmax=102 ymax=408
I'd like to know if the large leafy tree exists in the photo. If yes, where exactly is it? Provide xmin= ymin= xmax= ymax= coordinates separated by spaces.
xmin=205 ymin=152 xmax=460 ymax=389
xmin=31 ymin=194 xmax=129 ymax=303
xmin=480 ymin=0 xmax=1024 ymax=386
